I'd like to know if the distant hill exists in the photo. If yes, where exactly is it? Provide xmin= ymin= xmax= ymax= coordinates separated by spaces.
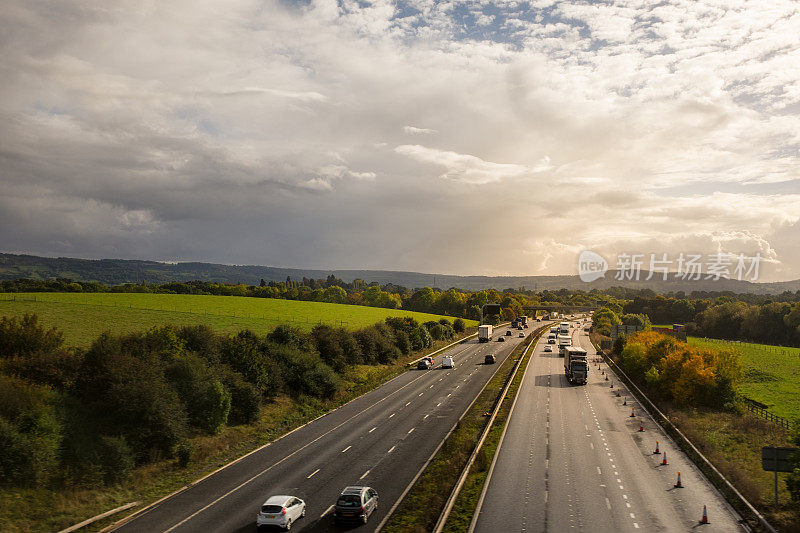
xmin=1 ymin=253 xmax=799 ymax=294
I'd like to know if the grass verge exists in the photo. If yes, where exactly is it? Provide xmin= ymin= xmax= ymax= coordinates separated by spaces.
xmin=0 ymin=331 xmax=476 ymax=533
xmin=381 ymin=324 xmax=547 ymax=533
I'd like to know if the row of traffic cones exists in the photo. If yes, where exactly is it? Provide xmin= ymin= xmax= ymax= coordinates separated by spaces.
xmin=606 ymin=370 xmax=710 ymax=524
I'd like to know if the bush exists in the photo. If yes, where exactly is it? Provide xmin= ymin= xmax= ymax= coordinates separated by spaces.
xmin=175 ymin=440 xmax=193 ymax=468
xmin=97 ymin=435 xmax=135 ymax=485
xmin=0 ymin=314 xmax=64 ymax=359
xmin=269 ymin=344 xmax=341 ymax=399
xmin=218 ymin=367 xmax=261 ymax=425
xmin=220 ymin=331 xmax=283 ymax=397
xmin=453 ymin=318 xmax=465 ymax=333
xmin=0 ymin=375 xmax=62 ymax=486
xmin=166 ymin=354 xmax=231 ymax=434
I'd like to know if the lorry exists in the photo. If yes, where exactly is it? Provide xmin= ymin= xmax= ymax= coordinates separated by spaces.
xmin=519 ymin=316 xmax=528 ymax=327
xmin=478 ymin=325 xmax=493 ymax=343
xmin=551 ymin=312 xmax=559 ymax=319
xmin=559 ymin=322 xmax=570 ymax=335
xmin=564 ymin=346 xmax=588 ymax=384
xmin=550 ymin=326 xmax=559 ymax=335
xmin=557 ymin=334 xmax=572 ymax=356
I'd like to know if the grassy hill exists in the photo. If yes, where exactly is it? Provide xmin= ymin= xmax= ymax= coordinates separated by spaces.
xmin=688 ymin=337 xmax=800 ymax=421
xmin=0 ymin=293 xmax=476 ymax=348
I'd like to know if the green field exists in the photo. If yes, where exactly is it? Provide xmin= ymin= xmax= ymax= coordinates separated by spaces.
xmin=688 ymin=337 xmax=800 ymax=421
xmin=0 ymin=293 xmax=476 ymax=348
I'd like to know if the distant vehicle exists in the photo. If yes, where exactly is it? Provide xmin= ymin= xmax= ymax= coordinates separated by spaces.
xmin=478 ymin=325 xmax=493 ymax=343
xmin=548 ymin=338 xmax=556 ymax=344
xmin=506 ymin=330 xmax=512 ymax=336
xmin=484 ymin=354 xmax=496 ymax=364
xmin=518 ymin=326 xmax=523 ymax=330
xmin=424 ymin=356 xmax=434 ymax=365
xmin=550 ymin=326 xmax=559 ymax=334
xmin=257 ymin=495 xmax=306 ymax=530
xmin=417 ymin=359 xmax=431 ymax=370
xmin=557 ymin=334 xmax=572 ymax=356
xmin=498 ymin=336 xmax=505 ymax=342
xmin=519 ymin=316 xmax=528 ymax=327
xmin=564 ymin=346 xmax=588 ymax=385
xmin=559 ymin=322 xmax=570 ymax=335
xmin=518 ymin=332 xmax=524 ymax=338
xmin=544 ymin=345 xmax=553 ymax=352
xmin=536 ymin=318 xmax=541 ymax=322
xmin=333 ymin=486 xmax=378 ymax=525
xmin=442 ymin=356 xmax=455 ymax=368
xmin=524 ymin=323 xmax=529 ymax=329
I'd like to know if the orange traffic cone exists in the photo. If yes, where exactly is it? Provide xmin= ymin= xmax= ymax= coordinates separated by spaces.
xmin=638 ymin=422 xmax=644 ymax=432
xmin=662 ymin=451 xmax=668 ymax=465
xmin=674 ymin=471 xmax=683 ymax=488
xmin=616 ymin=389 xmax=621 ymax=397
xmin=630 ymin=407 xmax=635 ymax=417
xmin=623 ymin=398 xmax=627 ymax=406
xmin=699 ymin=505 xmax=708 ymax=524
xmin=601 ymin=370 xmax=605 ymax=375
xmin=610 ymin=381 xmax=613 ymax=388
xmin=653 ymin=441 xmax=660 ymax=454
xmin=605 ymin=375 xmax=609 ymax=381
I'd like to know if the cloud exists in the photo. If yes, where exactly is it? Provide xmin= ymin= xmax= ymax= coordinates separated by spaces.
xmin=395 ymin=144 xmax=550 ymax=184
xmin=403 ymin=125 xmax=438 ymax=135
xmin=0 ymin=0 xmax=799 ymax=281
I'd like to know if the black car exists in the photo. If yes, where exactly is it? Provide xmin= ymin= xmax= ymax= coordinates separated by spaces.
xmin=484 ymin=354 xmax=496 ymax=364
xmin=417 ymin=359 xmax=431 ymax=370
xmin=333 ymin=486 xmax=378 ymax=525
xmin=497 ymin=336 xmax=505 ymax=342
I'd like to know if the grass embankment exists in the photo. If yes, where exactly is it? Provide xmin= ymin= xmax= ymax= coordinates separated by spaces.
xmin=382 ymin=325 xmax=546 ymax=533
xmin=0 ymin=330 xmax=477 ymax=533
xmin=0 ymin=293 xmax=475 ymax=347
xmin=688 ymin=337 xmax=800 ymax=421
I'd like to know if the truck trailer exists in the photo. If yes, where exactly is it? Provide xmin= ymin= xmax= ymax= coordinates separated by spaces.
xmin=557 ymin=334 xmax=572 ymax=356
xmin=559 ymin=322 xmax=570 ymax=335
xmin=478 ymin=325 xmax=493 ymax=343
xmin=564 ymin=346 xmax=588 ymax=384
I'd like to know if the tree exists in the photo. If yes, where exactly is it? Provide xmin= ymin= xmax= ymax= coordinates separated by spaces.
xmin=0 ymin=314 xmax=64 ymax=359
xmin=453 ymin=318 xmax=466 ymax=333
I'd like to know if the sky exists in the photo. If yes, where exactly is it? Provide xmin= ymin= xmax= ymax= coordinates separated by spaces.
xmin=1 ymin=0 xmax=800 ymax=282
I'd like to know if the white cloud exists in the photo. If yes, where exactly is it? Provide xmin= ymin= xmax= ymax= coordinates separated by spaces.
xmin=395 ymin=145 xmax=550 ymax=184
xmin=403 ymin=125 xmax=438 ymax=135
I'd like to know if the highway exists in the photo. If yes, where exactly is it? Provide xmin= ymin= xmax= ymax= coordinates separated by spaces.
xmin=112 ymin=324 xmax=542 ymax=532
xmin=472 ymin=320 xmax=744 ymax=532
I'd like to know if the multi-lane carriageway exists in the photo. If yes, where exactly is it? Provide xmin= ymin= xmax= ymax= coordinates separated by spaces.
xmin=472 ymin=322 xmax=744 ymax=533
xmin=113 ymin=323 xmax=539 ymax=532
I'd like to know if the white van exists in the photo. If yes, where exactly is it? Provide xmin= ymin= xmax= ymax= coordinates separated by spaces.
xmin=441 ymin=356 xmax=455 ymax=369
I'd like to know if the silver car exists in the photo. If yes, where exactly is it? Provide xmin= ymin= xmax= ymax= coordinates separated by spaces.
xmin=256 ymin=495 xmax=306 ymax=530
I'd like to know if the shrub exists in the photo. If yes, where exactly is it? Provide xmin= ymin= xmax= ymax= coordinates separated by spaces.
xmin=166 ymin=354 xmax=231 ymax=434
xmin=97 ymin=435 xmax=135 ymax=485
xmin=220 ymin=331 xmax=283 ymax=397
xmin=453 ymin=318 xmax=465 ymax=333
xmin=218 ymin=367 xmax=261 ymax=425
xmin=0 ymin=314 xmax=64 ymax=359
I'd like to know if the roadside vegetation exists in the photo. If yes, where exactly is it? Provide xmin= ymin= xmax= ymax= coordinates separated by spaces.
xmin=0 ymin=312 xmax=468 ymax=532
xmin=601 ymin=324 xmax=800 ymax=531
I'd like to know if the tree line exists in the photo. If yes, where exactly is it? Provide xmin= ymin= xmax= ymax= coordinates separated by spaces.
xmin=0 ymin=313 xmax=465 ymax=488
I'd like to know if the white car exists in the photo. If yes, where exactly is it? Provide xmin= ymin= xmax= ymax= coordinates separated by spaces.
xmin=544 ymin=345 xmax=553 ymax=352
xmin=257 ymin=495 xmax=306 ymax=530
xmin=442 ymin=356 xmax=455 ymax=368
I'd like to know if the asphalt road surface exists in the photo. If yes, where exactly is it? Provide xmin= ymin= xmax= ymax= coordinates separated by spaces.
xmin=472 ymin=320 xmax=744 ymax=533
xmin=113 ymin=324 xmax=546 ymax=532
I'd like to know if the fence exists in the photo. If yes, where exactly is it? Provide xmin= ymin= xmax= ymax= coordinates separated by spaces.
xmin=740 ymin=398 xmax=796 ymax=431
xmin=0 ymin=294 xmax=349 ymax=328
